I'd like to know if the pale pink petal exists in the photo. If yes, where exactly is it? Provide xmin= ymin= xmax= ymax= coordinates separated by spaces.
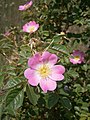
xmin=51 ymin=65 xmax=65 ymax=74
xmin=42 ymin=51 xmax=58 ymax=66
xmin=48 ymin=65 xmax=65 ymax=81
xmin=30 ymin=21 xmax=36 ymax=25
xmin=70 ymin=58 xmax=79 ymax=64
xmin=19 ymin=5 xmax=25 ymax=10
xmin=39 ymin=79 xmax=48 ymax=93
xmin=24 ymin=68 xmax=40 ymax=86
xmin=76 ymin=60 xmax=81 ymax=64
xmin=49 ymin=73 xmax=64 ymax=81
xmin=34 ymin=24 xmax=39 ymax=31
xmin=28 ymin=1 xmax=33 ymax=6
xmin=28 ymin=76 xmax=39 ymax=86
xmin=19 ymin=1 xmax=33 ymax=11
xmin=24 ymin=68 xmax=34 ymax=79
xmin=46 ymin=79 xmax=57 ymax=91
xmin=28 ymin=53 xmax=42 ymax=69
xmin=40 ymin=79 xmax=57 ymax=93
xmin=23 ymin=24 xmax=28 ymax=32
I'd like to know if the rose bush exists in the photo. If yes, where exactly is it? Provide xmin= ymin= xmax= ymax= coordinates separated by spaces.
xmin=0 ymin=0 xmax=90 ymax=119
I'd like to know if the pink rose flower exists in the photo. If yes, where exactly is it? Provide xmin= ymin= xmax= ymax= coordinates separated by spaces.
xmin=24 ymin=51 xmax=65 ymax=93
xmin=23 ymin=21 xmax=39 ymax=34
xmin=70 ymin=50 xmax=85 ymax=64
xmin=19 ymin=0 xmax=33 ymax=11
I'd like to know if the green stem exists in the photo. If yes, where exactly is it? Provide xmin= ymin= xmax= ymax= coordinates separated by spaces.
xmin=44 ymin=39 xmax=55 ymax=51
xmin=0 ymin=81 xmax=26 ymax=92
xmin=49 ymin=47 xmax=70 ymax=56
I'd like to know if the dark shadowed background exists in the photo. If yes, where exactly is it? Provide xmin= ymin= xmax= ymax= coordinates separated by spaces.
xmin=0 ymin=0 xmax=27 ymax=33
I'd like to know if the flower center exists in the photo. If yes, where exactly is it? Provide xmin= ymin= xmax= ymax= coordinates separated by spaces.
xmin=25 ymin=4 xmax=30 ymax=9
xmin=37 ymin=64 xmax=51 ymax=78
xmin=29 ymin=26 xmax=35 ymax=32
xmin=74 ymin=56 xmax=80 ymax=60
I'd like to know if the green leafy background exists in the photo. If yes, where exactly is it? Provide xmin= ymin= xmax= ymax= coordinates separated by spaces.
xmin=0 ymin=0 xmax=90 ymax=119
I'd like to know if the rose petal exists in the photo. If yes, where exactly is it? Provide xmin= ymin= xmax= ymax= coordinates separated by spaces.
xmin=52 ymin=65 xmax=65 ymax=74
xmin=24 ymin=68 xmax=34 ymax=79
xmin=29 ymin=21 xmax=36 ymax=25
xmin=46 ymin=79 xmax=57 ymax=91
xmin=39 ymin=79 xmax=48 ymax=93
xmin=34 ymin=24 xmax=39 ymax=32
xmin=28 ymin=76 xmax=39 ymax=86
xmin=19 ymin=6 xmax=25 ymax=10
xmin=19 ymin=1 xmax=33 ymax=11
xmin=49 ymin=74 xmax=64 ymax=81
xmin=28 ymin=1 xmax=33 ymax=6
xmin=28 ymin=53 xmax=42 ymax=69
xmin=73 ymin=50 xmax=84 ymax=57
xmin=24 ymin=68 xmax=40 ymax=86
xmin=42 ymin=51 xmax=58 ymax=66
xmin=48 ymin=65 xmax=65 ymax=81
xmin=40 ymin=79 xmax=57 ymax=93
xmin=70 ymin=58 xmax=79 ymax=64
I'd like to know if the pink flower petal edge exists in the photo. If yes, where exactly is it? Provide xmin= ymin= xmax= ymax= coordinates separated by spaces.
xmin=19 ymin=1 xmax=33 ymax=11
xmin=40 ymin=79 xmax=57 ymax=93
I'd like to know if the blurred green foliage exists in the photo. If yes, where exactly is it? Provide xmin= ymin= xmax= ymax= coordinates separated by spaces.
xmin=0 ymin=0 xmax=90 ymax=119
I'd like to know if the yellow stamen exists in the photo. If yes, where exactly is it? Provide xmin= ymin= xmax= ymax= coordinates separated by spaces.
xmin=74 ymin=56 xmax=80 ymax=60
xmin=37 ymin=64 xmax=51 ymax=78
xmin=29 ymin=26 xmax=35 ymax=32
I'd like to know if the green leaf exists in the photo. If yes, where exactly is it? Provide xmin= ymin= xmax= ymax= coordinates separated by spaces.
xmin=37 ymin=96 xmax=46 ymax=107
xmin=87 ymin=84 xmax=90 ymax=92
xmin=74 ymin=106 xmax=81 ymax=112
xmin=42 ymin=31 xmax=49 ymax=36
xmin=6 ymin=88 xmax=24 ymax=110
xmin=51 ymin=45 xmax=69 ymax=55
xmin=0 ymin=75 xmax=4 ymax=88
xmin=60 ymin=97 xmax=72 ymax=110
xmin=5 ymin=78 xmax=22 ymax=89
xmin=88 ymin=117 xmax=90 ymax=120
xmin=74 ymin=84 xmax=85 ymax=93
xmin=26 ymin=84 xmax=40 ymax=105
xmin=81 ymin=106 xmax=88 ymax=111
xmin=0 ymin=103 xmax=4 ymax=120
xmin=80 ymin=117 xmax=87 ymax=120
xmin=58 ymin=45 xmax=69 ymax=54
xmin=46 ymin=93 xmax=59 ymax=109
xmin=20 ymin=45 xmax=31 ymax=58
xmin=5 ymin=105 xmax=16 ymax=117
xmin=69 ymin=40 xmax=79 ymax=52
xmin=8 ymin=72 xmax=16 ymax=76
xmin=53 ymin=34 xmax=61 ymax=42
xmin=81 ymin=64 xmax=88 ymax=71
xmin=59 ymin=88 xmax=69 ymax=96
xmin=67 ymin=69 xmax=79 ymax=78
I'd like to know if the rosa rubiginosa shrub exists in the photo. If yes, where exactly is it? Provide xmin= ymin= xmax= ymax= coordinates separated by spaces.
xmin=0 ymin=0 xmax=90 ymax=120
